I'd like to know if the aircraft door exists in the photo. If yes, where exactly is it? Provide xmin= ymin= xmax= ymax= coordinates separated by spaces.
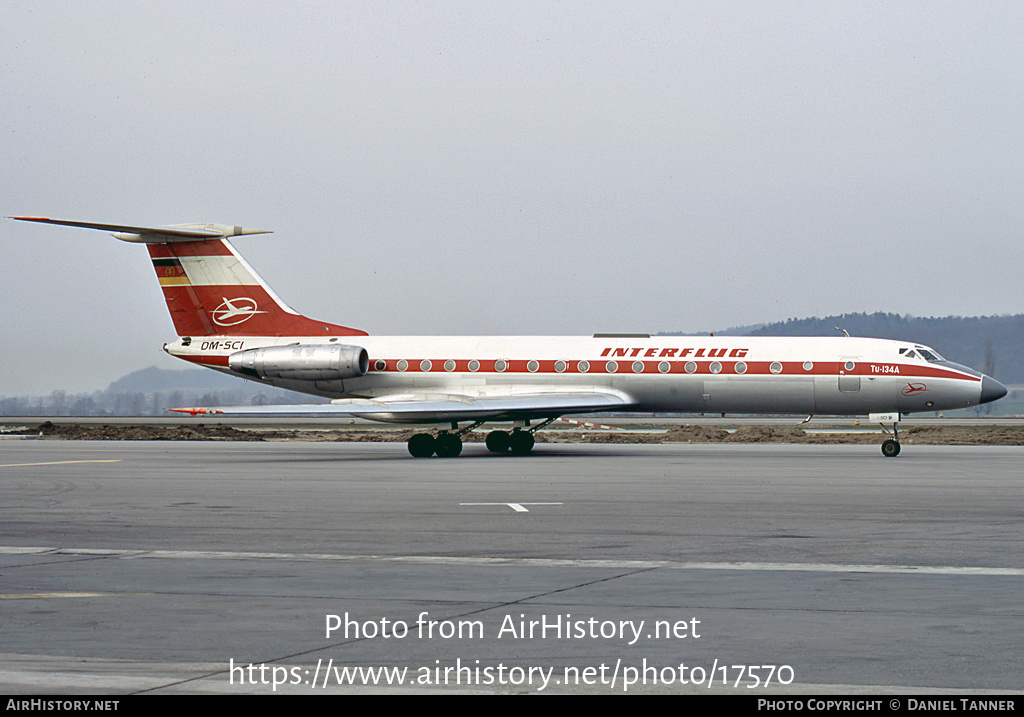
xmin=838 ymin=361 xmax=860 ymax=393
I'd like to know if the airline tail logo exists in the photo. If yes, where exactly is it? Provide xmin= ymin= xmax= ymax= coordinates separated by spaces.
xmin=211 ymin=297 xmax=267 ymax=327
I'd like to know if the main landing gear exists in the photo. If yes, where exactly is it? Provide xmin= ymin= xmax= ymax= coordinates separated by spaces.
xmin=871 ymin=412 xmax=901 ymax=457
xmin=485 ymin=429 xmax=535 ymax=455
xmin=408 ymin=430 xmax=465 ymax=458
xmin=407 ymin=420 xmax=553 ymax=457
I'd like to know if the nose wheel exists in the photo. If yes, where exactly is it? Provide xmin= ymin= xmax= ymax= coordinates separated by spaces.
xmin=871 ymin=412 xmax=901 ymax=457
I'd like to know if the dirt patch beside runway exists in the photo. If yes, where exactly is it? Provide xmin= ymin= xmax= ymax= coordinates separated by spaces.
xmin=5 ymin=421 xmax=1024 ymax=445
xmin=543 ymin=424 xmax=1024 ymax=445
xmin=5 ymin=421 xmax=416 ymax=443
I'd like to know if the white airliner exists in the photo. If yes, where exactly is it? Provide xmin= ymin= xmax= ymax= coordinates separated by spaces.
xmin=12 ymin=216 xmax=1007 ymax=458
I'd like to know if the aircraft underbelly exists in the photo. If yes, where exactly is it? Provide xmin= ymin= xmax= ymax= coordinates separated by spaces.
xmin=701 ymin=377 xmax=815 ymax=413
xmin=621 ymin=377 xmax=705 ymax=412
xmin=813 ymin=376 xmax=893 ymax=414
xmin=246 ymin=370 xmax=979 ymax=417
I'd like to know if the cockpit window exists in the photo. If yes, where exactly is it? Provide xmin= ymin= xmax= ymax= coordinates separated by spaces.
xmin=902 ymin=346 xmax=944 ymax=362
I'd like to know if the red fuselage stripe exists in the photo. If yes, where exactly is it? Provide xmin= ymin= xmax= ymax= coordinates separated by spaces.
xmin=179 ymin=354 xmax=978 ymax=382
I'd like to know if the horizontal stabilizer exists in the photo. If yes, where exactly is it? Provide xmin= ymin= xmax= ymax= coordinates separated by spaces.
xmin=9 ymin=217 xmax=271 ymax=243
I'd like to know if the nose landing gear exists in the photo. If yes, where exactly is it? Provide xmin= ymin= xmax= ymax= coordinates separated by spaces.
xmin=871 ymin=412 xmax=901 ymax=457
xmin=881 ymin=438 xmax=901 ymax=457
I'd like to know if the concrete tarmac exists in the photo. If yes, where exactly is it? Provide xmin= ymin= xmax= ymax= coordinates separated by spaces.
xmin=1 ymin=440 xmax=1021 ymax=694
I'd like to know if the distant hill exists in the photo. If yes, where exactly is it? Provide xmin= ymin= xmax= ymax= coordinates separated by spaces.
xmin=0 ymin=366 xmax=326 ymax=416
xmin=104 ymin=365 xmax=328 ymax=405
xmin=664 ymin=312 xmax=1023 ymax=385
xmin=107 ymin=366 xmax=253 ymax=393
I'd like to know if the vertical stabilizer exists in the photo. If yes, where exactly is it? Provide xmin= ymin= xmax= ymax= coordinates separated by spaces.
xmin=10 ymin=217 xmax=367 ymax=338
xmin=147 ymin=238 xmax=366 ymax=337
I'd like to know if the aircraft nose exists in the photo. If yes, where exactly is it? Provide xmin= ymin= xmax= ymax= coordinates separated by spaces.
xmin=980 ymin=375 xmax=1008 ymax=404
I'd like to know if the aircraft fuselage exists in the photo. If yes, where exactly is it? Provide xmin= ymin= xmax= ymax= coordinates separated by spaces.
xmin=165 ymin=334 xmax=992 ymax=417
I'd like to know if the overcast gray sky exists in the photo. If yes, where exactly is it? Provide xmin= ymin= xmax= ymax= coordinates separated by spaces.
xmin=4 ymin=1 xmax=1024 ymax=396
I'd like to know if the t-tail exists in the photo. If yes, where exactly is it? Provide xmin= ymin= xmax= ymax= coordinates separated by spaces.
xmin=10 ymin=217 xmax=366 ymax=338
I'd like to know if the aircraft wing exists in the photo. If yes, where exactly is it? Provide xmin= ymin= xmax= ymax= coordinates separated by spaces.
xmin=171 ymin=390 xmax=636 ymax=423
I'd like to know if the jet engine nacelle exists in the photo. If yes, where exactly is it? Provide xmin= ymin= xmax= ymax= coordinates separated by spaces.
xmin=229 ymin=344 xmax=369 ymax=381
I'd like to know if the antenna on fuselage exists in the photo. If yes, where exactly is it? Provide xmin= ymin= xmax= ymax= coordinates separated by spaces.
xmin=834 ymin=327 xmax=851 ymax=337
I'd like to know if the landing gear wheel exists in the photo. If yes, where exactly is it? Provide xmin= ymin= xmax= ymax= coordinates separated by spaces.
xmin=881 ymin=439 xmax=901 ymax=458
xmin=509 ymin=430 xmax=535 ymax=456
xmin=485 ymin=430 xmax=511 ymax=454
xmin=408 ymin=433 xmax=436 ymax=458
xmin=435 ymin=432 xmax=463 ymax=458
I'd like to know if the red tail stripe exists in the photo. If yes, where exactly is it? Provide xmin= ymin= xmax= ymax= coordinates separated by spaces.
xmin=148 ymin=241 xmax=234 ymax=258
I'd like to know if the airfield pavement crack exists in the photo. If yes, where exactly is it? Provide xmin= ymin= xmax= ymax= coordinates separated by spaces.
xmin=129 ymin=565 xmax=656 ymax=694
